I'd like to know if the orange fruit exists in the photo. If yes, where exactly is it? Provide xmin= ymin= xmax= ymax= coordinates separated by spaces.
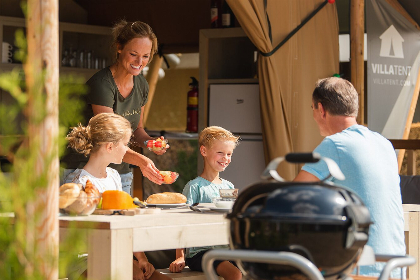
xmin=101 ymin=190 xmax=137 ymax=210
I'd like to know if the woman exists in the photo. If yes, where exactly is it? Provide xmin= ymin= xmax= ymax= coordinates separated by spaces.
xmin=62 ymin=20 xmax=167 ymax=194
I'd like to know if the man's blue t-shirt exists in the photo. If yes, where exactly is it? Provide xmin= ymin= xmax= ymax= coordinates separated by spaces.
xmin=302 ymin=125 xmax=405 ymax=276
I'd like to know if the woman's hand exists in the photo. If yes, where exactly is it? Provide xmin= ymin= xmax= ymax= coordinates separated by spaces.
xmin=169 ymin=257 xmax=185 ymax=272
xmin=138 ymin=260 xmax=155 ymax=279
xmin=152 ymin=136 xmax=170 ymax=155
xmin=138 ymin=155 xmax=164 ymax=185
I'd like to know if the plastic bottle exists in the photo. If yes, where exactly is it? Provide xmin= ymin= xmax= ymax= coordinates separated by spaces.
xmin=186 ymin=77 xmax=199 ymax=133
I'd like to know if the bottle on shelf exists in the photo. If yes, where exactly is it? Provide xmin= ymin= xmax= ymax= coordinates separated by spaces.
xmin=87 ymin=50 xmax=92 ymax=69
xmin=78 ymin=50 xmax=85 ymax=68
xmin=222 ymin=0 xmax=235 ymax=28
xmin=69 ymin=49 xmax=77 ymax=67
xmin=61 ymin=49 xmax=69 ymax=67
xmin=102 ymin=58 xmax=107 ymax=68
xmin=94 ymin=57 xmax=99 ymax=69
xmin=210 ymin=0 xmax=220 ymax=28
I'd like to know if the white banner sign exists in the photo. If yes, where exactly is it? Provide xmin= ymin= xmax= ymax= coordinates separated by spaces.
xmin=367 ymin=0 xmax=420 ymax=139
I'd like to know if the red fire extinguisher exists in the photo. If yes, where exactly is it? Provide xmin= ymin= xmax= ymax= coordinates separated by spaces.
xmin=186 ymin=77 xmax=199 ymax=133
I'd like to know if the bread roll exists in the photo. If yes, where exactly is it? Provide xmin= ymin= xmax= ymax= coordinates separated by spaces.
xmin=65 ymin=191 xmax=87 ymax=214
xmin=59 ymin=183 xmax=82 ymax=208
xmin=146 ymin=192 xmax=187 ymax=204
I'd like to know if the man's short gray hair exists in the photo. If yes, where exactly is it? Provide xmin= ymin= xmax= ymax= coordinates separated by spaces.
xmin=312 ymin=77 xmax=359 ymax=117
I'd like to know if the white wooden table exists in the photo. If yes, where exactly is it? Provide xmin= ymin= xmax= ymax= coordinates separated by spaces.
xmin=59 ymin=203 xmax=229 ymax=280
xmin=59 ymin=204 xmax=419 ymax=280
xmin=403 ymin=204 xmax=420 ymax=280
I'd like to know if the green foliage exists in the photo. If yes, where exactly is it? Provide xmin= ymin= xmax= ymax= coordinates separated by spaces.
xmin=171 ymin=140 xmax=198 ymax=193
xmin=0 ymin=23 xmax=88 ymax=279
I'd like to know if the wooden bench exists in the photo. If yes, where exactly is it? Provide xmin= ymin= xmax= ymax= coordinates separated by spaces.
xmin=157 ymin=267 xmax=224 ymax=280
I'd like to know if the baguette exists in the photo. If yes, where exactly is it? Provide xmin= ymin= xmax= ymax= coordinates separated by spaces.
xmin=146 ymin=192 xmax=187 ymax=204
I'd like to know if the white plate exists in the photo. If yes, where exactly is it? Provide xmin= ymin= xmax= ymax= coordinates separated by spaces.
xmin=209 ymin=207 xmax=232 ymax=213
xmin=146 ymin=203 xmax=187 ymax=208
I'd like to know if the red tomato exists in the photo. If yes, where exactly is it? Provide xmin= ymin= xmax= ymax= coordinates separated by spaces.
xmin=154 ymin=141 xmax=162 ymax=147
xmin=147 ymin=141 xmax=153 ymax=148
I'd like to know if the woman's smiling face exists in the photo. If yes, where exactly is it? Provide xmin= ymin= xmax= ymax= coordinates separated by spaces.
xmin=118 ymin=37 xmax=152 ymax=76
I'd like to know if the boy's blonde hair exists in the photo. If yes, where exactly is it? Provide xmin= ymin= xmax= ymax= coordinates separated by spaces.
xmin=198 ymin=126 xmax=240 ymax=148
xmin=66 ymin=113 xmax=132 ymax=156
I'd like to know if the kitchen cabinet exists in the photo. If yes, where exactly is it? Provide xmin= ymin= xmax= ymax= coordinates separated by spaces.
xmin=199 ymin=28 xmax=266 ymax=191
xmin=0 ymin=16 xmax=112 ymax=80
xmin=59 ymin=21 xmax=113 ymax=80
xmin=0 ymin=16 xmax=112 ymax=137
xmin=198 ymin=27 xmax=258 ymax=132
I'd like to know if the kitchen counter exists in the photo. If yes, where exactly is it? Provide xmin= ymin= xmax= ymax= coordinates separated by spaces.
xmin=145 ymin=130 xmax=198 ymax=140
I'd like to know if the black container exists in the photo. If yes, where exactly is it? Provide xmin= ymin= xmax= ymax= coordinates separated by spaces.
xmin=226 ymin=153 xmax=372 ymax=280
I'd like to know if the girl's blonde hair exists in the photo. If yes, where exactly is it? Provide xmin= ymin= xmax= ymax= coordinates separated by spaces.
xmin=67 ymin=113 xmax=132 ymax=156
xmin=198 ymin=126 xmax=240 ymax=148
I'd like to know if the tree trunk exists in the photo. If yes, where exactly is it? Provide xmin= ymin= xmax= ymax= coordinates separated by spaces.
xmin=25 ymin=0 xmax=59 ymax=279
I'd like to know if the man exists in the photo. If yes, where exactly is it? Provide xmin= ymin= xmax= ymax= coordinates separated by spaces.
xmin=294 ymin=77 xmax=405 ymax=276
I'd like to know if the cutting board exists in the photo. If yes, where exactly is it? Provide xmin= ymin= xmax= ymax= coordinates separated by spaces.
xmin=93 ymin=208 xmax=161 ymax=216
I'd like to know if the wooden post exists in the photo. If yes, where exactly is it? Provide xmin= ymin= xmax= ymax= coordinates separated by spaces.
xmin=397 ymin=68 xmax=420 ymax=172
xmin=143 ymin=55 xmax=163 ymax=125
xmin=25 ymin=0 xmax=59 ymax=279
xmin=350 ymin=0 xmax=365 ymax=125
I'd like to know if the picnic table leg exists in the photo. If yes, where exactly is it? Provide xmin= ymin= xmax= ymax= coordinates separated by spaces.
xmin=405 ymin=211 xmax=419 ymax=280
xmin=87 ymin=228 xmax=133 ymax=280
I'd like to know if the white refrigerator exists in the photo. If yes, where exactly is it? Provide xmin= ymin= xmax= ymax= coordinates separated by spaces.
xmin=208 ymin=84 xmax=266 ymax=191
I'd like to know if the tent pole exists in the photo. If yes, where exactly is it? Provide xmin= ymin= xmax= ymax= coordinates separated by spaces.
xmin=143 ymin=55 xmax=163 ymax=126
xmin=350 ymin=0 xmax=365 ymax=125
xmin=397 ymin=68 xmax=420 ymax=172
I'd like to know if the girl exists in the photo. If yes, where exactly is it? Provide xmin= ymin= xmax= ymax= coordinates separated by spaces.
xmin=65 ymin=113 xmax=170 ymax=280
xmin=65 ymin=112 xmax=131 ymax=192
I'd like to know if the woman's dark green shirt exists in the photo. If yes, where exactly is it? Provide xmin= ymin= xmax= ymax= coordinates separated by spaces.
xmin=62 ymin=67 xmax=149 ymax=174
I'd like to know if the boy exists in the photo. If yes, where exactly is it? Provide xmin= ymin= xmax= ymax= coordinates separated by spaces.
xmin=169 ymin=126 xmax=242 ymax=280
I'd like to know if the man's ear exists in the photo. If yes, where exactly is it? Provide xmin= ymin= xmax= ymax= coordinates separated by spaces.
xmin=200 ymin=145 xmax=206 ymax=157
xmin=318 ymin=102 xmax=327 ymax=118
